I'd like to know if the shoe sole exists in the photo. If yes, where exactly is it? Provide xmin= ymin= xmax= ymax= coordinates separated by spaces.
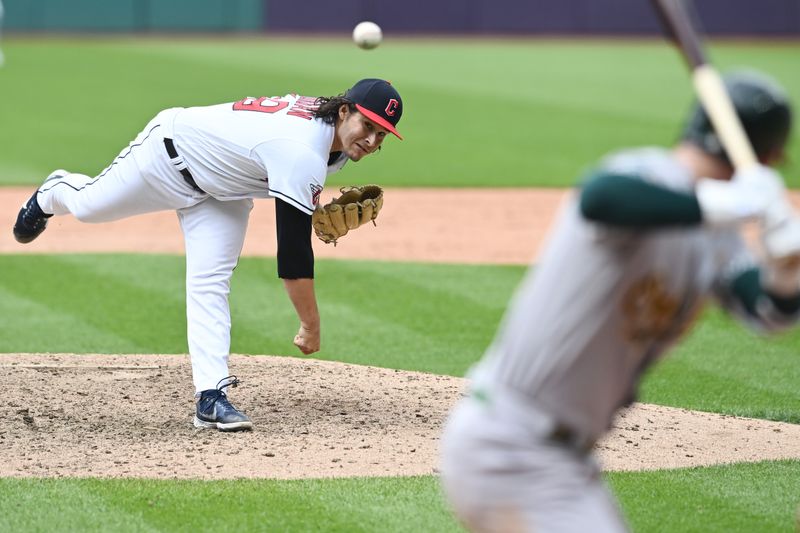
xmin=193 ymin=416 xmax=253 ymax=432
xmin=13 ymin=202 xmax=49 ymax=244
xmin=13 ymin=174 xmax=60 ymax=244
xmin=13 ymin=227 xmax=46 ymax=244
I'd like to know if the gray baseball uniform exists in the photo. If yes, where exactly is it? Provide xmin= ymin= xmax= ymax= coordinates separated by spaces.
xmin=475 ymin=147 xmax=755 ymax=439
xmin=440 ymin=147 xmax=799 ymax=533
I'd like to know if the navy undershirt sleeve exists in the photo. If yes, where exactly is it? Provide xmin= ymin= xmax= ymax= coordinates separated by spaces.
xmin=275 ymin=198 xmax=314 ymax=279
xmin=580 ymin=172 xmax=703 ymax=227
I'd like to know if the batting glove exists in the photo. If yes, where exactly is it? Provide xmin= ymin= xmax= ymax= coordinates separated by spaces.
xmin=761 ymin=210 xmax=800 ymax=297
xmin=696 ymin=164 xmax=786 ymax=227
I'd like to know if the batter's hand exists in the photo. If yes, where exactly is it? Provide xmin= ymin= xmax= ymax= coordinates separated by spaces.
xmin=696 ymin=164 xmax=786 ymax=226
xmin=761 ymin=209 xmax=800 ymax=296
xmin=293 ymin=324 xmax=320 ymax=355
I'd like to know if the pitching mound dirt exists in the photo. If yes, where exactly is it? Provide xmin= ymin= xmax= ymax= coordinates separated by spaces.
xmin=2 ymin=353 xmax=799 ymax=479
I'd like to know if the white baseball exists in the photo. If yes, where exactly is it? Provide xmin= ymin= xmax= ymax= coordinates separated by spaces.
xmin=353 ymin=21 xmax=382 ymax=50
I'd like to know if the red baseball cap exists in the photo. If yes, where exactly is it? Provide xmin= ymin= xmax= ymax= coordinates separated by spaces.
xmin=345 ymin=78 xmax=404 ymax=140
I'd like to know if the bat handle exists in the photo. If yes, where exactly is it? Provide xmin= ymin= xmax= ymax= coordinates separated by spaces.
xmin=691 ymin=65 xmax=759 ymax=171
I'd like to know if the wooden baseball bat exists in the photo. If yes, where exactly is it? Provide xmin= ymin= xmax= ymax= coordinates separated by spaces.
xmin=650 ymin=0 xmax=758 ymax=170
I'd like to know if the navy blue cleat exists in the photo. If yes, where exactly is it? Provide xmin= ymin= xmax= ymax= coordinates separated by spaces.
xmin=194 ymin=376 xmax=253 ymax=432
xmin=12 ymin=169 xmax=65 ymax=244
xmin=13 ymin=190 xmax=52 ymax=244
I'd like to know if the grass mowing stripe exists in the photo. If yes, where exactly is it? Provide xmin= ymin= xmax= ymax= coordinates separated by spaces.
xmin=0 ymin=476 xmax=461 ymax=533
xmin=55 ymin=253 xmax=188 ymax=293
xmin=644 ymin=360 xmax=800 ymax=423
xmin=315 ymin=259 xmax=515 ymax=372
xmin=2 ymin=462 xmax=799 ymax=532
xmin=319 ymin=251 xmax=526 ymax=308
xmin=0 ymin=479 xmax=160 ymax=533
xmin=641 ymin=309 xmax=800 ymax=423
xmin=609 ymin=460 xmax=800 ymax=532
xmin=0 ymin=255 xmax=187 ymax=353
xmin=0 ymin=286 xmax=141 ymax=352
xmin=228 ymin=257 xmax=522 ymax=374
xmin=2 ymin=39 xmax=798 ymax=187
xmin=0 ymin=254 xmax=522 ymax=375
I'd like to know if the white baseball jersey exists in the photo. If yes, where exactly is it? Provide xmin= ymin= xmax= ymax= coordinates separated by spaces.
xmin=470 ymin=147 xmax=753 ymax=440
xmin=165 ymin=94 xmax=348 ymax=213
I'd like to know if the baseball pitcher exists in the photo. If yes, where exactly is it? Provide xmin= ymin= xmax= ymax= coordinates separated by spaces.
xmin=440 ymin=70 xmax=799 ymax=532
xmin=12 ymin=78 xmax=404 ymax=431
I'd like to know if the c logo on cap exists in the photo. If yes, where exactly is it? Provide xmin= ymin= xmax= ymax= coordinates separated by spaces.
xmin=385 ymin=99 xmax=399 ymax=117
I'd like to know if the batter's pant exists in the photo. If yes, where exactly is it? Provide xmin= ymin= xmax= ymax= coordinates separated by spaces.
xmin=440 ymin=391 xmax=629 ymax=533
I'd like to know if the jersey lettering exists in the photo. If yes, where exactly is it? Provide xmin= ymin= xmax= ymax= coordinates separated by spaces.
xmin=233 ymin=95 xmax=318 ymax=121
xmin=286 ymin=96 xmax=319 ymax=121
xmin=233 ymin=96 xmax=290 ymax=113
xmin=310 ymin=183 xmax=323 ymax=206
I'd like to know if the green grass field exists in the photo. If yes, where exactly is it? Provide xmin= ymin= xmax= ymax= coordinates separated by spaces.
xmin=2 ymin=462 xmax=799 ymax=532
xmin=1 ymin=37 xmax=799 ymax=188
xmin=2 ymin=37 xmax=800 ymax=532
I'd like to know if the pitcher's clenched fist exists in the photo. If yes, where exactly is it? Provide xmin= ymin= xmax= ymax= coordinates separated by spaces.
xmin=294 ymin=325 xmax=321 ymax=355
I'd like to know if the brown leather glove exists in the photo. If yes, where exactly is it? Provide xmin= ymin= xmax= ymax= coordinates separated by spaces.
xmin=312 ymin=185 xmax=384 ymax=245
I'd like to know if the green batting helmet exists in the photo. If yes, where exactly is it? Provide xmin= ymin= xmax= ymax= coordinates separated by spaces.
xmin=682 ymin=69 xmax=792 ymax=164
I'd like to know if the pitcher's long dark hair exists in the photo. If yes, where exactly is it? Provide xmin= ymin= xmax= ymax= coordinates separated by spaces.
xmin=314 ymin=95 xmax=356 ymax=125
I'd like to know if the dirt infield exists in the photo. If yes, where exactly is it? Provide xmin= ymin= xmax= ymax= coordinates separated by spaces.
xmin=3 ymin=353 xmax=800 ymax=480
xmin=3 ymin=186 xmax=800 ymax=479
xmin=0 ymin=187 xmax=570 ymax=263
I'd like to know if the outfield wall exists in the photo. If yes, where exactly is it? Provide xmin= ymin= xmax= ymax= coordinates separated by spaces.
xmin=2 ymin=0 xmax=264 ymax=32
xmin=3 ymin=0 xmax=799 ymax=35
xmin=267 ymin=0 xmax=800 ymax=36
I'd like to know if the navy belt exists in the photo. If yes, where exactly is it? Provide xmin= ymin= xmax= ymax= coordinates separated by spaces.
xmin=163 ymin=138 xmax=204 ymax=193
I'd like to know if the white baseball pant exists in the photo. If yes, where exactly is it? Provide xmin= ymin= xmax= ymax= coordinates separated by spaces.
xmin=36 ymin=109 xmax=253 ymax=393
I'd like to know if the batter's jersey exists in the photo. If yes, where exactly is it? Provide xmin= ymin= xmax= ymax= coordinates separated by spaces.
xmin=470 ymin=147 xmax=754 ymax=440
xmin=163 ymin=94 xmax=348 ymax=214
